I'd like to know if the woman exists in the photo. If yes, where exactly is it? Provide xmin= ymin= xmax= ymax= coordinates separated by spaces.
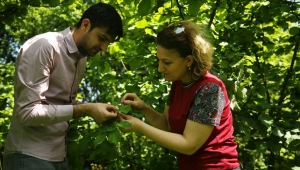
xmin=119 ymin=20 xmax=241 ymax=170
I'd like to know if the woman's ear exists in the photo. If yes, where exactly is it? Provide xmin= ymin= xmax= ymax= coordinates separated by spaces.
xmin=186 ymin=55 xmax=194 ymax=67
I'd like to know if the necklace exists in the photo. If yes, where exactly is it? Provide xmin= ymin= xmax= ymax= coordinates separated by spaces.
xmin=183 ymin=81 xmax=196 ymax=88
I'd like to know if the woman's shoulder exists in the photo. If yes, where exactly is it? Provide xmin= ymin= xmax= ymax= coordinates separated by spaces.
xmin=198 ymin=72 xmax=225 ymax=87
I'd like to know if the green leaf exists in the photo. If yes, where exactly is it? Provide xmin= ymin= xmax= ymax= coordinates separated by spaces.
xmin=289 ymin=27 xmax=300 ymax=35
xmin=79 ymin=137 xmax=91 ymax=149
xmin=188 ymin=1 xmax=203 ymax=15
xmin=269 ymin=141 xmax=282 ymax=153
xmin=230 ymin=98 xmax=241 ymax=111
xmin=245 ymin=2 xmax=254 ymax=9
xmin=272 ymin=127 xmax=284 ymax=137
xmin=107 ymin=130 xmax=121 ymax=144
xmin=68 ymin=130 xmax=80 ymax=140
xmin=236 ymin=87 xmax=247 ymax=99
xmin=99 ymin=62 xmax=110 ymax=73
xmin=67 ymin=141 xmax=85 ymax=169
xmin=135 ymin=18 xmax=148 ymax=28
xmin=220 ymin=60 xmax=229 ymax=68
xmin=29 ymin=0 xmax=42 ymax=6
xmin=134 ymin=0 xmax=141 ymax=6
xmin=116 ymin=121 xmax=132 ymax=129
xmin=42 ymin=0 xmax=60 ymax=6
xmin=263 ymin=26 xmax=275 ymax=34
xmin=291 ymin=129 xmax=300 ymax=133
xmin=138 ymin=0 xmax=154 ymax=16
xmin=130 ymin=59 xmax=141 ymax=70
xmin=158 ymin=84 xmax=166 ymax=92
xmin=258 ymin=114 xmax=274 ymax=127
xmin=237 ymin=122 xmax=250 ymax=138
xmin=106 ymin=123 xmax=116 ymax=131
xmin=123 ymin=0 xmax=133 ymax=5
xmin=3 ymin=15 xmax=14 ymax=26
xmin=93 ymin=133 xmax=106 ymax=146
xmin=102 ymin=74 xmax=115 ymax=81
xmin=97 ymin=127 xmax=107 ymax=133
xmin=61 ymin=0 xmax=75 ymax=5
xmin=288 ymin=139 xmax=300 ymax=150
xmin=125 ymin=84 xmax=138 ymax=92
xmin=118 ymin=105 xmax=131 ymax=114
xmin=217 ymin=8 xmax=228 ymax=21
xmin=261 ymin=1 xmax=270 ymax=6
xmin=89 ymin=147 xmax=103 ymax=160
xmin=245 ymin=139 xmax=256 ymax=149
xmin=223 ymin=80 xmax=235 ymax=93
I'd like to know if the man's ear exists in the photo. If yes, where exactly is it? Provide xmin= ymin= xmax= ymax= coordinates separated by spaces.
xmin=81 ymin=18 xmax=91 ymax=32
xmin=186 ymin=55 xmax=194 ymax=67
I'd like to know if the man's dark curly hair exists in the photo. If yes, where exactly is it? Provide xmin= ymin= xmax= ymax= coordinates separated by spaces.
xmin=75 ymin=2 xmax=123 ymax=41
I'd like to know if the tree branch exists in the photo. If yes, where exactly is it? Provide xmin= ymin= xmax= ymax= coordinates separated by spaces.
xmin=175 ymin=0 xmax=184 ymax=20
xmin=277 ymin=32 xmax=300 ymax=107
xmin=254 ymin=52 xmax=271 ymax=103
xmin=208 ymin=0 xmax=221 ymax=28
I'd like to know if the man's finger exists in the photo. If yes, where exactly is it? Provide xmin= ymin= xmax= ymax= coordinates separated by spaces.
xmin=107 ymin=105 xmax=119 ymax=111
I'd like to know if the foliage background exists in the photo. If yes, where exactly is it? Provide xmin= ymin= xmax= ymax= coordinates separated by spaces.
xmin=0 ymin=0 xmax=300 ymax=169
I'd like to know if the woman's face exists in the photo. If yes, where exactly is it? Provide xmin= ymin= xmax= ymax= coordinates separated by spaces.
xmin=157 ymin=45 xmax=192 ymax=84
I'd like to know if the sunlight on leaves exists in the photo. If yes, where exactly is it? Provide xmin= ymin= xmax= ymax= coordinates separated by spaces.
xmin=135 ymin=18 xmax=148 ymax=28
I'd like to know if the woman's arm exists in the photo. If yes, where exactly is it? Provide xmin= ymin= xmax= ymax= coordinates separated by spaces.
xmin=119 ymin=114 xmax=213 ymax=155
xmin=140 ymin=119 xmax=214 ymax=155
xmin=140 ymin=105 xmax=170 ymax=131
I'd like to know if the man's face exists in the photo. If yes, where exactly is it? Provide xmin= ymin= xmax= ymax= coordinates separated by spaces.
xmin=78 ymin=27 xmax=115 ymax=57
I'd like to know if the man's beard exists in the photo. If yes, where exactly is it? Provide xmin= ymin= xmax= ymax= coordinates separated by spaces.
xmin=78 ymin=33 xmax=91 ymax=57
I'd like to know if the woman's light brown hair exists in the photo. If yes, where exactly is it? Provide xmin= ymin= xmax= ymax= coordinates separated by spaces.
xmin=156 ymin=20 xmax=214 ymax=80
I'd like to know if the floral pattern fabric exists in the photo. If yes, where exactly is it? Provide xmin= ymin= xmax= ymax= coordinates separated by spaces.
xmin=188 ymin=82 xmax=225 ymax=126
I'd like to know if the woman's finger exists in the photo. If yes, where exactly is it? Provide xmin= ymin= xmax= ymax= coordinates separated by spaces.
xmin=121 ymin=93 xmax=136 ymax=104
xmin=118 ymin=113 xmax=128 ymax=119
xmin=122 ymin=100 xmax=134 ymax=106
xmin=117 ymin=113 xmax=123 ymax=121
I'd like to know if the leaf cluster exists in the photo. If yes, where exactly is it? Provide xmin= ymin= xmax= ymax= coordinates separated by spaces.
xmin=0 ymin=0 xmax=300 ymax=169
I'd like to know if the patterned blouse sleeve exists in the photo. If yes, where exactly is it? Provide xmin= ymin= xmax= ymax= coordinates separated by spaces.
xmin=187 ymin=82 xmax=226 ymax=126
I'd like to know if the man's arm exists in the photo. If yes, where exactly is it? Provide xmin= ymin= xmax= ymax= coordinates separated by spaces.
xmin=73 ymin=103 xmax=118 ymax=124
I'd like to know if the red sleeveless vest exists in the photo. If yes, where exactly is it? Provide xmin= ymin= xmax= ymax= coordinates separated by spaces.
xmin=168 ymin=72 xmax=240 ymax=170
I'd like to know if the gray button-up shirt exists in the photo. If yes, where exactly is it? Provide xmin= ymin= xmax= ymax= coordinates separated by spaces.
xmin=4 ymin=27 xmax=87 ymax=161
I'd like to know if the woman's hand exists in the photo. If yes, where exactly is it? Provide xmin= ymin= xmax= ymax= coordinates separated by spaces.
xmin=121 ymin=93 xmax=147 ymax=112
xmin=118 ymin=113 xmax=143 ymax=133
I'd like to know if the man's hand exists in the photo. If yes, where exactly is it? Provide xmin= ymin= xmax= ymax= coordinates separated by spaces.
xmin=73 ymin=103 xmax=118 ymax=124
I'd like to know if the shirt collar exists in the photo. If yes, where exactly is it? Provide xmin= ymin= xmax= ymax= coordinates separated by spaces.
xmin=62 ymin=27 xmax=85 ymax=59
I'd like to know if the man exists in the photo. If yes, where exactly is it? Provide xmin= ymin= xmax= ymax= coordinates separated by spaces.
xmin=3 ymin=2 xmax=123 ymax=170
